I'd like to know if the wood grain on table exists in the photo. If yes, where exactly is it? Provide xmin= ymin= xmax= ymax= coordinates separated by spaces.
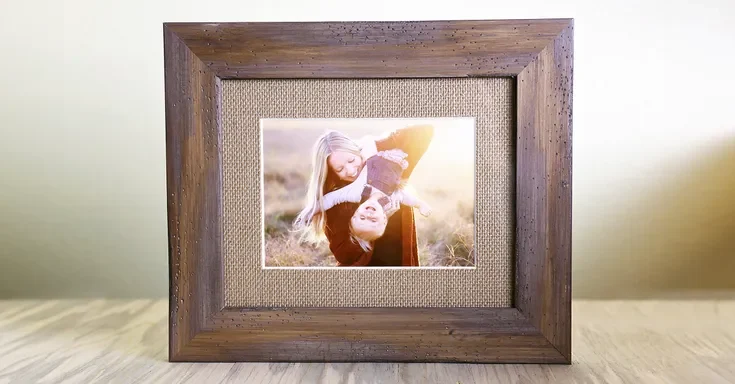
xmin=0 ymin=300 xmax=733 ymax=383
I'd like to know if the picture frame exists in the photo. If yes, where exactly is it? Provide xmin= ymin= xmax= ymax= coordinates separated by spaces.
xmin=165 ymin=19 xmax=573 ymax=363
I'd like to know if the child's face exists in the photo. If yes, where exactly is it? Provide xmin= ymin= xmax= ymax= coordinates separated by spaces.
xmin=350 ymin=197 xmax=388 ymax=240
xmin=328 ymin=151 xmax=363 ymax=182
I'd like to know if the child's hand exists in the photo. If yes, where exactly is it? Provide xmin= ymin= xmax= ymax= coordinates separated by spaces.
xmin=383 ymin=196 xmax=401 ymax=217
xmin=418 ymin=202 xmax=432 ymax=217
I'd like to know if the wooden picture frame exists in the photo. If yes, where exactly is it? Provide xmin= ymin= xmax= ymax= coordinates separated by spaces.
xmin=165 ymin=19 xmax=573 ymax=363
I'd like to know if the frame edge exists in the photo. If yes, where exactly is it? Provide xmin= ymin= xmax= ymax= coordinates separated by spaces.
xmin=165 ymin=18 xmax=574 ymax=364
xmin=515 ymin=18 xmax=573 ymax=363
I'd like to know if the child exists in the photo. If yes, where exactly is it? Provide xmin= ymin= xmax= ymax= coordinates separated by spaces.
xmin=316 ymin=148 xmax=432 ymax=251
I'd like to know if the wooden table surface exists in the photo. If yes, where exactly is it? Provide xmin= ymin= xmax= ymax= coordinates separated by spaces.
xmin=0 ymin=300 xmax=733 ymax=383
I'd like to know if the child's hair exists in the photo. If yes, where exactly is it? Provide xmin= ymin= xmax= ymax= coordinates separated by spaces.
xmin=348 ymin=218 xmax=386 ymax=252
xmin=293 ymin=130 xmax=362 ymax=243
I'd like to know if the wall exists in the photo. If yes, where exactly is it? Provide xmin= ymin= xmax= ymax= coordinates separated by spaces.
xmin=0 ymin=0 xmax=733 ymax=298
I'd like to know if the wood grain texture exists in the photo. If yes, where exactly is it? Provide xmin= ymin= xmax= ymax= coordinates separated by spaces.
xmin=515 ymin=20 xmax=574 ymax=361
xmin=164 ymin=20 xmax=572 ymax=78
xmin=188 ymin=308 xmax=558 ymax=363
xmin=1 ymin=300 xmax=734 ymax=383
xmin=164 ymin=24 xmax=223 ymax=358
xmin=164 ymin=19 xmax=573 ymax=363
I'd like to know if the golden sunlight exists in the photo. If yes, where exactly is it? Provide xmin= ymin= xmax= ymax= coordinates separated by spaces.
xmin=421 ymin=118 xmax=475 ymax=167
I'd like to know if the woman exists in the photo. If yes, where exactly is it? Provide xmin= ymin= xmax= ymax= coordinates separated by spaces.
xmin=294 ymin=124 xmax=434 ymax=266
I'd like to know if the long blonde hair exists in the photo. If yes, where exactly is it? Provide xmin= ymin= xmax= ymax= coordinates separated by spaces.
xmin=293 ymin=130 xmax=362 ymax=243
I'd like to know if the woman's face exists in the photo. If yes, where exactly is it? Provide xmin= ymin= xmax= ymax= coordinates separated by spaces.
xmin=328 ymin=150 xmax=363 ymax=182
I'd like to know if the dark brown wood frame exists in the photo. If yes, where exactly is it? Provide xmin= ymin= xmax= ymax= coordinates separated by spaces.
xmin=165 ymin=19 xmax=573 ymax=363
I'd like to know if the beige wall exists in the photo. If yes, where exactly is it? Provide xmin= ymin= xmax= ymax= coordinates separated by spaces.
xmin=1 ymin=0 xmax=733 ymax=298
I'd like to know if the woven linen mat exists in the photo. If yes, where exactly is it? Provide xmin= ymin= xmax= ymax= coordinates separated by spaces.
xmin=222 ymin=78 xmax=514 ymax=307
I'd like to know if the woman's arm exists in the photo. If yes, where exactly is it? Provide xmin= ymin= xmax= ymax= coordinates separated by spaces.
xmin=375 ymin=124 xmax=434 ymax=179
xmin=319 ymin=169 xmax=367 ymax=211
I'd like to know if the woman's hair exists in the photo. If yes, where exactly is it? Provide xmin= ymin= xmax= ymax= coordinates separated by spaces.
xmin=350 ymin=233 xmax=373 ymax=252
xmin=293 ymin=130 xmax=362 ymax=243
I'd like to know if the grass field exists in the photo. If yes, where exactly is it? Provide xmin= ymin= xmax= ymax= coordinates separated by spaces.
xmin=262 ymin=118 xmax=475 ymax=267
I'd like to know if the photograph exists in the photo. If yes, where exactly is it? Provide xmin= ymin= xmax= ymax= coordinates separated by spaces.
xmin=261 ymin=118 xmax=475 ymax=268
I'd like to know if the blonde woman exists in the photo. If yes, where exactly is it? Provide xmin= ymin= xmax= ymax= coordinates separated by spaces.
xmin=293 ymin=124 xmax=434 ymax=266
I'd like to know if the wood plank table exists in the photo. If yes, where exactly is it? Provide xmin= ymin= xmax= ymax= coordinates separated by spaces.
xmin=0 ymin=300 xmax=733 ymax=383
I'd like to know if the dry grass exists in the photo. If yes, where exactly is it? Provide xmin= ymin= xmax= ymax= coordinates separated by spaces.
xmin=264 ymin=233 xmax=337 ymax=267
xmin=263 ymin=124 xmax=474 ymax=267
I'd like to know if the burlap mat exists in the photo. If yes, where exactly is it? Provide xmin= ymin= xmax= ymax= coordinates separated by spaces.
xmin=222 ymin=78 xmax=513 ymax=307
